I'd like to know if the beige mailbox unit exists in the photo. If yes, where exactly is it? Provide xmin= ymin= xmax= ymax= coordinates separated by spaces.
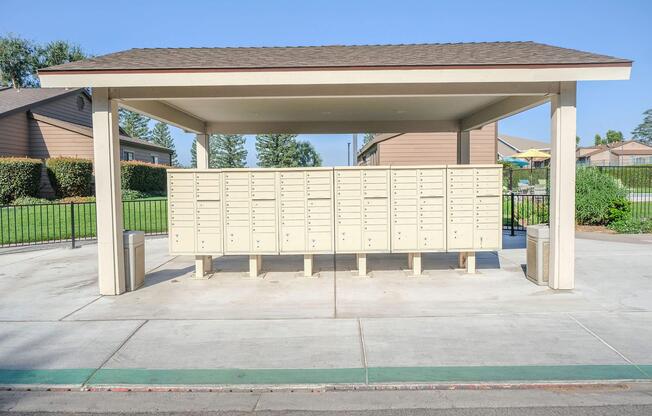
xmin=334 ymin=167 xmax=390 ymax=276
xmin=168 ymin=170 xmax=223 ymax=256
xmin=390 ymin=166 xmax=447 ymax=275
xmin=278 ymin=168 xmax=334 ymax=277
xmin=168 ymin=164 xmax=502 ymax=278
xmin=446 ymin=165 xmax=503 ymax=272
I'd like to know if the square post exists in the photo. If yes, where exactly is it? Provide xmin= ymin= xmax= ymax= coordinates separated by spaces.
xmin=194 ymin=133 xmax=212 ymax=277
xmin=91 ymin=88 xmax=125 ymax=295
xmin=412 ymin=252 xmax=422 ymax=276
xmin=549 ymin=82 xmax=577 ymax=290
xmin=304 ymin=254 xmax=314 ymax=277
xmin=457 ymin=131 xmax=471 ymax=164
xmin=357 ymin=253 xmax=367 ymax=277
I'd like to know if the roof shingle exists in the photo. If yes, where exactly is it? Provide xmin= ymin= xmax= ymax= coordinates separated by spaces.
xmin=39 ymin=42 xmax=632 ymax=73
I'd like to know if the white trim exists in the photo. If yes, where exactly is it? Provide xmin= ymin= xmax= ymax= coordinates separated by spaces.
xmin=206 ymin=119 xmax=459 ymax=134
xmin=40 ymin=66 xmax=631 ymax=88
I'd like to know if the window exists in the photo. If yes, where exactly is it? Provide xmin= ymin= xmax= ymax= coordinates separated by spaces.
xmin=151 ymin=155 xmax=159 ymax=164
xmin=123 ymin=151 xmax=134 ymax=161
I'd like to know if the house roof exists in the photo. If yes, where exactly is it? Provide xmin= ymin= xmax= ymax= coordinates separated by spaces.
xmin=0 ymin=87 xmax=81 ymax=118
xmin=611 ymin=149 xmax=652 ymax=156
xmin=28 ymin=112 xmax=173 ymax=154
xmin=39 ymin=42 xmax=632 ymax=73
xmin=497 ymin=134 xmax=550 ymax=157
xmin=358 ymin=133 xmax=401 ymax=156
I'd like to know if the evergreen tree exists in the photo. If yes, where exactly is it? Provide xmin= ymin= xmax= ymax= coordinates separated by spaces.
xmin=211 ymin=134 xmax=247 ymax=168
xmin=295 ymin=141 xmax=322 ymax=167
xmin=190 ymin=139 xmax=197 ymax=168
xmin=363 ymin=133 xmax=375 ymax=144
xmin=594 ymin=134 xmax=603 ymax=146
xmin=632 ymin=109 xmax=652 ymax=144
xmin=150 ymin=122 xmax=178 ymax=166
xmin=119 ymin=109 xmax=150 ymax=141
xmin=255 ymin=134 xmax=298 ymax=167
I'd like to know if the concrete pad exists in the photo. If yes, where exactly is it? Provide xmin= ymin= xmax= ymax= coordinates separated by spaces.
xmin=0 ymin=321 xmax=143 ymax=370
xmin=0 ymin=237 xmax=174 ymax=321
xmin=67 ymin=256 xmax=336 ymax=321
xmin=361 ymin=314 xmax=629 ymax=368
xmin=102 ymin=319 xmax=362 ymax=370
xmin=571 ymin=311 xmax=652 ymax=364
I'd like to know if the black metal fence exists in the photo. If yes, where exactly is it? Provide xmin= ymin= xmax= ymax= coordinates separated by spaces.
xmin=0 ymin=198 xmax=168 ymax=248
xmin=596 ymin=165 xmax=652 ymax=220
xmin=503 ymin=193 xmax=550 ymax=234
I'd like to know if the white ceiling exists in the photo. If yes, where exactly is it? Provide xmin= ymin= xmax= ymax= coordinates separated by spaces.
xmin=163 ymin=95 xmax=506 ymax=123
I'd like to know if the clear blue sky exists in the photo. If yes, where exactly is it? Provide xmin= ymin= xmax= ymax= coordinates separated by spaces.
xmin=3 ymin=0 xmax=650 ymax=166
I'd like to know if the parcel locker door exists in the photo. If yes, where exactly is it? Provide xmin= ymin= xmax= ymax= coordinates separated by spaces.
xmin=170 ymin=227 xmax=195 ymax=253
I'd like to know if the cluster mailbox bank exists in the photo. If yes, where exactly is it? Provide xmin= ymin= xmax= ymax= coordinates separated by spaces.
xmin=168 ymin=165 xmax=502 ymax=277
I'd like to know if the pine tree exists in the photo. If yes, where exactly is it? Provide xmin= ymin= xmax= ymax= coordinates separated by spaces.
xmin=363 ymin=133 xmax=375 ymax=144
xmin=150 ymin=122 xmax=178 ymax=166
xmin=211 ymin=134 xmax=247 ymax=168
xmin=190 ymin=139 xmax=197 ymax=168
xmin=119 ymin=109 xmax=150 ymax=141
xmin=296 ymin=141 xmax=322 ymax=167
xmin=255 ymin=134 xmax=298 ymax=167
xmin=632 ymin=109 xmax=652 ymax=144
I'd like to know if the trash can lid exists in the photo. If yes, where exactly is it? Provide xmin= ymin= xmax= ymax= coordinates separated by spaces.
xmin=526 ymin=224 xmax=550 ymax=239
xmin=123 ymin=230 xmax=145 ymax=245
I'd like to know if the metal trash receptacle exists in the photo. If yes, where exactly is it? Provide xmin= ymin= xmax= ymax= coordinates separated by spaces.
xmin=526 ymin=224 xmax=549 ymax=285
xmin=123 ymin=231 xmax=145 ymax=291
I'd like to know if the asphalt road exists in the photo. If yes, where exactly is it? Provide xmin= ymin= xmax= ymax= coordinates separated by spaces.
xmin=2 ymin=407 xmax=652 ymax=415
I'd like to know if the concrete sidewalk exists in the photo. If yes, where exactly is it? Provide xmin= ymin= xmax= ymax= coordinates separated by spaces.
xmin=1 ymin=234 xmax=651 ymax=388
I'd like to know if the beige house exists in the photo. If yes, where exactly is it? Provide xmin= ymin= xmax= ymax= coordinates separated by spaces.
xmin=357 ymin=123 xmax=497 ymax=165
xmin=0 ymin=87 xmax=173 ymax=195
xmin=576 ymin=141 xmax=652 ymax=166
xmin=37 ymin=42 xmax=632 ymax=294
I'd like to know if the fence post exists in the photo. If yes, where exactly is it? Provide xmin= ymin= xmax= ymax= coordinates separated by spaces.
xmin=510 ymin=191 xmax=515 ymax=236
xmin=70 ymin=201 xmax=76 ymax=249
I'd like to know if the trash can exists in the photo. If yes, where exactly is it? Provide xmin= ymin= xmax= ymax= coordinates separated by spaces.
xmin=526 ymin=224 xmax=549 ymax=286
xmin=123 ymin=231 xmax=145 ymax=291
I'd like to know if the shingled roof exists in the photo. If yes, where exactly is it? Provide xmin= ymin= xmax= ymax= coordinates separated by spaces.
xmin=39 ymin=42 xmax=632 ymax=73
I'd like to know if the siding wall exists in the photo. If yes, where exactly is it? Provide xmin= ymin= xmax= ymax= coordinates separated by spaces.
xmin=0 ymin=112 xmax=30 ymax=157
xmin=29 ymin=119 xmax=95 ymax=160
xmin=121 ymin=144 xmax=171 ymax=165
xmin=33 ymin=92 xmax=92 ymax=127
xmin=373 ymin=123 xmax=496 ymax=166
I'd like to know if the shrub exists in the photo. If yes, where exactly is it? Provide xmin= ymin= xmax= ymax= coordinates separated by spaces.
xmin=121 ymin=189 xmax=147 ymax=200
xmin=515 ymin=197 xmax=549 ymax=226
xmin=575 ymin=167 xmax=629 ymax=225
xmin=57 ymin=196 xmax=96 ymax=203
xmin=46 ymin=157 xmax=93 ymax=198
xmin=11 ymin=196 xmax=50 ymax=205
xmin=606 ymin=198 xmax=632 ymax=224
xmin=120 ymin=161 xmax=167 ymax=194
xmin=0 ymin=157 xmax=43 ymax=204
xmin=608 ymin=217 xmax=652 ymax=234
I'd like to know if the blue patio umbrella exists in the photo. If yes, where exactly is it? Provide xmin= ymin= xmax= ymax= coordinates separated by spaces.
xmin=502 ymin=157 xmax=529 ymax=167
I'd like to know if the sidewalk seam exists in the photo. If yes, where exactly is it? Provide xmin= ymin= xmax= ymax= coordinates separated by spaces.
xmin=81 ymin=319 xmax=149 ymax=387
xmin=358 ymin=318 xmax=369 ymax=385
xmin=58 ymin=296 xmax=103 ymax=321
xmin=568 ymin=313 xmax=647 ymax=377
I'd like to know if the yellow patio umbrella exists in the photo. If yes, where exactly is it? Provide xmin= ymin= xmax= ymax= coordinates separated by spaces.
xmin=511 ymin=148 xmax=550 ymax=168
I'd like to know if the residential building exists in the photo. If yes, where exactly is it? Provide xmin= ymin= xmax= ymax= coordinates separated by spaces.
xmin=576 ymin=141 xmax=652 ymax=166
xmin=357 ymin=123 xmax=497 ymax=165
xmin=0 ymin=87 xmax=173 ymax=195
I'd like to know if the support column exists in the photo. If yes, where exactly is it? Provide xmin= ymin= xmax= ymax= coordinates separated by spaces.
xmin=457 ymin=131 xmax=471 ymax=164
xmin=412 ymin=252 xmax=422 ymax=276
xmin=357 ymin=253 xmax=367 ymax=277
xmin=249 ymin=255 xmax=259 ymax=278
xmin=407 ymin=253 xmax=413 ymax=269
xmin=194 ymin=133 xmax=212 ymax=277
xmin=549 ymin=82 xmax=577 ymax=290
xmin=466 ymin=252 xmax=476 ymax=274
xmin=304 ymin=254 xmax=313 ymax=277
xmin=458 ymin=252 xmax=466 ymax=268
xmin=91 ymin=88 xmax=125 ymax=295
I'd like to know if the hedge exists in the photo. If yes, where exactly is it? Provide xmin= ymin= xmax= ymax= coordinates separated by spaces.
xmin=46 ymin=157 xmax=94 ymax=198
xmin=575 ymin=167 xmax=629 ymax=225
xmin=121 ymin=161 xmax=167 ymax=194
xmin=0 ymin=157 xmax=43 ymax=204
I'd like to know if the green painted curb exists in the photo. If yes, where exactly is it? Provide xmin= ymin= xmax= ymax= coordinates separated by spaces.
xmin=2 ymin=365 xmax=650 ymax=386
xmin=0 ymin=369 xmax=94 ymax=385
xmin=368 ymin=365 xmax=650 ymax=383
xmin=89 ymin=368 xmax=366 ymax=385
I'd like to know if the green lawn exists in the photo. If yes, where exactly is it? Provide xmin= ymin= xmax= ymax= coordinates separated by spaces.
xmin=0 ymin=199 xmax=167 ymax=246
xmin=631 ymin=201 xmax=652 ymax=219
